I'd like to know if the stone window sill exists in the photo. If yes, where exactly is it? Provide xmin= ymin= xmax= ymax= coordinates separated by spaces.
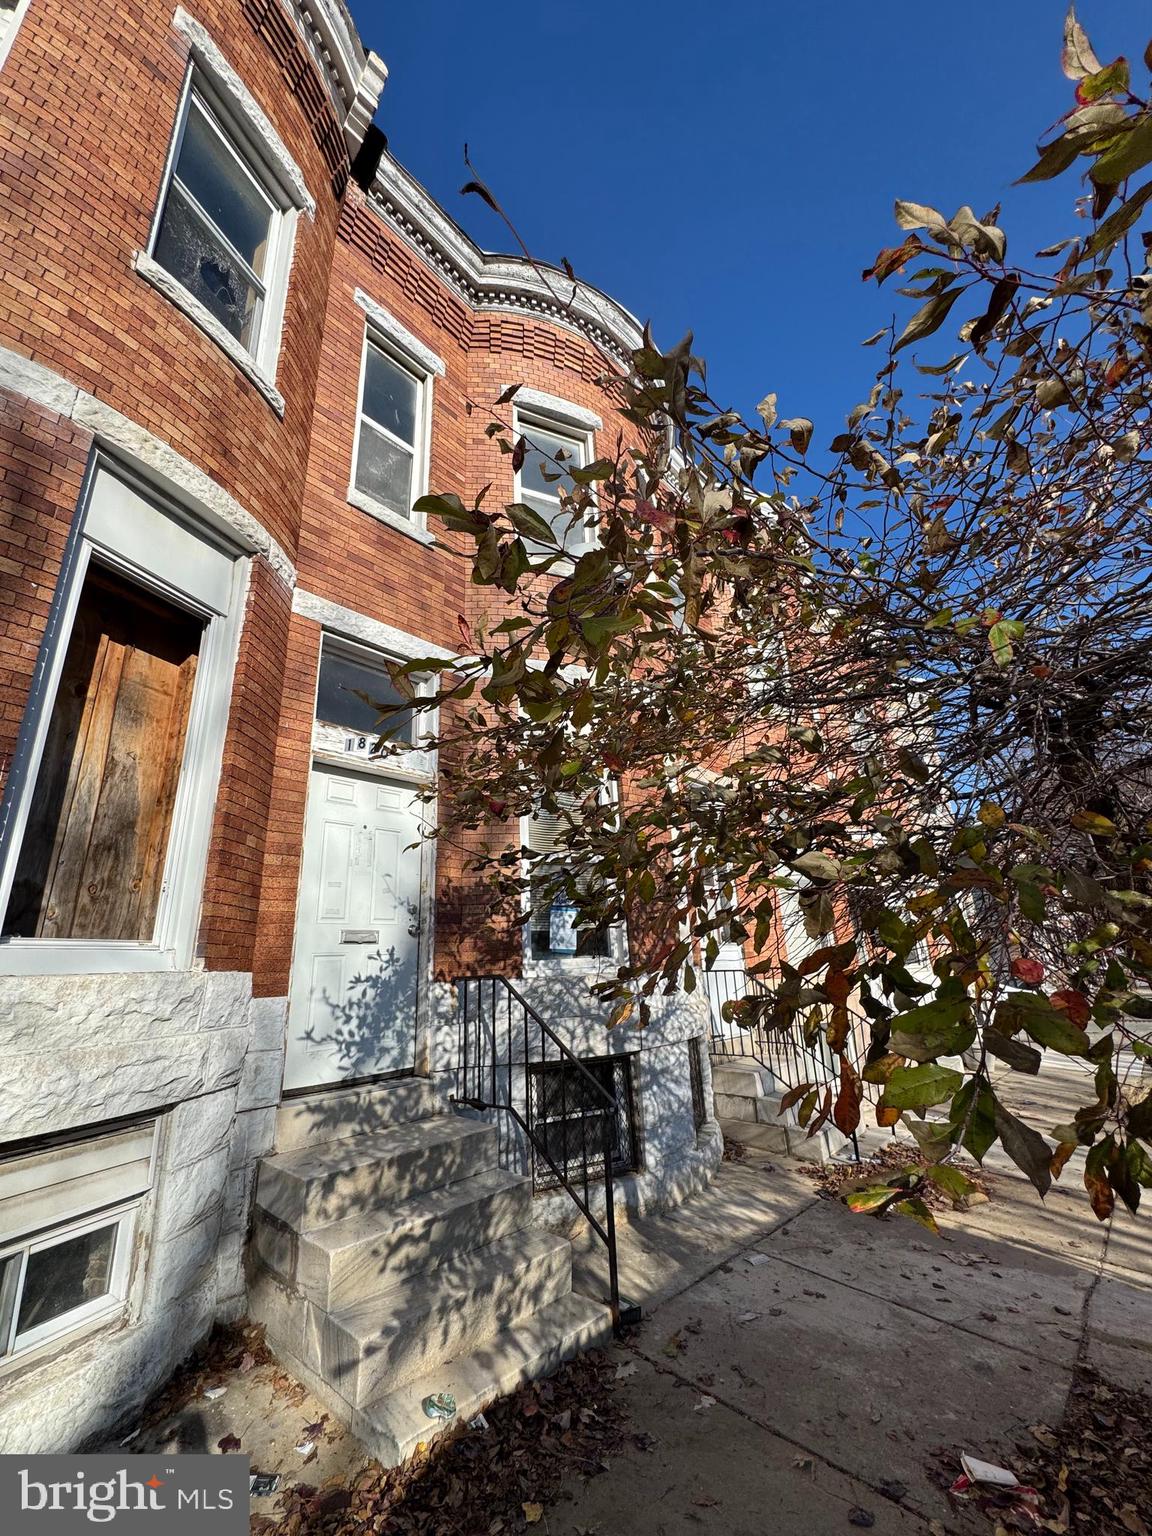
xmin=133 ymin=252 xmax=286 ymax=417
xmin=348 ymin=487 xmax=436 ymax=546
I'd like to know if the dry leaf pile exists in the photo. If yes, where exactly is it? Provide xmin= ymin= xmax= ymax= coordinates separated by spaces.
xmin=1003 ymin=1371 xmax=1152 ymax=1535
xmin=254 ymin=1348 xmax=631 ymax=1536
xmin=801 ymin=1140 xmax=995 ymax=1212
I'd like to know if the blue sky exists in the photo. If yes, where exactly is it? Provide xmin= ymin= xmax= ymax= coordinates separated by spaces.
xmin=350 ymin=2 xmax=1139 ymax=435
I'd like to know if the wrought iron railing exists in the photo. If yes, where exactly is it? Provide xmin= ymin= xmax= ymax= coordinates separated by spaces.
xmin=703 ymin=968 xmax=883 ymax=1158
xmin=452 ymin=975 xmax=633 ymax=1331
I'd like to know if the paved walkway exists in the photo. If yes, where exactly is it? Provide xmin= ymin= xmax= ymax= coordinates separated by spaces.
xmin=562 ymin=1121 xmax=1151 ymax=1535
xmin=118 ymin=1070 xmax=1151 ymax=1535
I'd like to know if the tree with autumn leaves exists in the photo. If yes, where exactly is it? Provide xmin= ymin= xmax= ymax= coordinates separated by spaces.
xmin=391 ymin=8 xmax=1152 ymax=1222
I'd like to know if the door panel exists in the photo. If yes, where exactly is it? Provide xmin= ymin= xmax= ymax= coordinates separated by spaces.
xmin=285 ymin=766 xmax=423 ymax=1090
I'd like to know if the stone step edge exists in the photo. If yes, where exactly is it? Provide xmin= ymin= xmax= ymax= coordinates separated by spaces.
xmin=352 ymin=1291 xmax=613 ymax=1467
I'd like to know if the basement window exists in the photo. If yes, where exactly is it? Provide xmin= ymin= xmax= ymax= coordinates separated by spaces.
xmin=527 ymin=1053 xmax=641 ymax=1191
xmin=689 ymin=1036 xmax=708 ymax=1132
xmin=2 ymin=567 xmax=203 ymax=943
xmin=0 ymin=1122 xmax=155 ymax=1362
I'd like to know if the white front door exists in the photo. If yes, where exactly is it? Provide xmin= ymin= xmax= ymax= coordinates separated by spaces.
xmin=285 ymin=765 xmax=424 ymax=1091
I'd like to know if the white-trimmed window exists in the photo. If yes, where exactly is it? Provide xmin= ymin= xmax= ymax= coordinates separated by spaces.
xmin=151 ymin=86 xmax=288 ymax=365
xmin=523 ymin=784 xmax=623 ymax=964
xmin=0 ymin=462 xmax=245 ymax=975
xmin=514 ymin=412 xmax=597 ymax=556
xmin=351 ymin=336 xmax=430 ymax=528
xmin=0 ymin=1122 xmax=156 ymax=1364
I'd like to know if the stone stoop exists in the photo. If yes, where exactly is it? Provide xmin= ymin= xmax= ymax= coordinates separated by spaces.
xmin=711 ymin=1056 xmax=852 ymax=1162
xmin=247 ymin=1080 xmax=612 ymax=1467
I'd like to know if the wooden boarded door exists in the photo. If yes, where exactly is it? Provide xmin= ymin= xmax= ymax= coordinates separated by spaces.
xmin=4 ymin=565 xmax=203 ymax=941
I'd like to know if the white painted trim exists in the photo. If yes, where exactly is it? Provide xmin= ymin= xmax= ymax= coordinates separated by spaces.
xmin=1 ymin=1203 xmax=140 ymax=1361
xmin=292 ymin=588 xmax=457 ymax=662
xmin=348 ymin=324 xmax=433 ymax=533
xmin=508 ymin=387 xmax=602 ymax=433
xmin=172 ymin=7 xmax=316 ymax=216
xmin=512 ymin=405 xmax=599 ymax=557
xmin=133 ymin=250 xmax=287 ymax=416
xmin=370 ymin=153 xmax=644 ymax=366
xmin=0 ymin=0 xmax=32 ymax=75
xmin=0 ymin=460 xmax=249 ymax=975
xmin=0 ymin=344 xmax=296 ymax=584
xmin=354 ymin=289 xmax=446 ymax=376
xmin=278 ymin=1 xmax=387 ymax=153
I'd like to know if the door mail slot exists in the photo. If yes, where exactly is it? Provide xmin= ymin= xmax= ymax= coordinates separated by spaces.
xmin=340 ymin=929 xmax=379 ymax=944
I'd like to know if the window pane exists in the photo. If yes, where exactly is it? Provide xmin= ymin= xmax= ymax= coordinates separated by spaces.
xmin=520 ymin=427 xmax=584 ymax=497
xmin=361 ymin=345 xmax=418 ymax=446
xmin=4 ymin=567 xmax=203 ymax=942
xmin=175 ymin=100 xmax=273 ymax=277
xmin=522 ymin=490 xmax=590 ymax=555
xmin=315 ymin=651 xmax=414 ymax=744
xmin=355 ymin=420 xmax=414 ymax=515
xmin=154 ymin=186 xmax=262 ymax=348
xmin=16 ymin=1224 xmax=116 ymax=1337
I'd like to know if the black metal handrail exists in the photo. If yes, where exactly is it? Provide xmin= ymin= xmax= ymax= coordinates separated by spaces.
xmin=452 ymin=975 xmax=625 ymax=1331
xmin=703 ymin=968 xmax=877 ymax=1158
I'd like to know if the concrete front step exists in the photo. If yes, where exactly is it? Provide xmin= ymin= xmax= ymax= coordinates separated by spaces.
xmin=321 ymin=1230 xmax=572 ymax=1407
xmin=353 ymin=1291 xmax=613 ymax=1467
xmin=253 ymin=1167 xmax=532 ymax=1311
xmin=710 ymin=1060 xmax=775 ymax=1098
xmin=275 ymin=1078 xmax=444 ymax=1152
xmin=718 ymin=1113 xmax=853 ymax=1163
xmin=255 ymin=1115 xmax=497 ymax=1229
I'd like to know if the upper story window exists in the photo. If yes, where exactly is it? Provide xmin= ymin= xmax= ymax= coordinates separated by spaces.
xmin=515 ymin=414 xmax=596 ymax=556
xmin=347 ymin=293 xmax=444 ymax=542
xmin=353 ymin=340 xmax=426 ymax=522
xmin=137 ymin=12 xmax=318 ymax=417
xmin=152 ymin=91 xmax=284 ymax=361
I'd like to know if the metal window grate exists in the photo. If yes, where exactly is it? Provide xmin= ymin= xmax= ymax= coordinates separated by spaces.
xmin=527 ymin=1053 xmax=640 ymax=1192
xmin=688 ymin=1036 xmax=708 ymax=1132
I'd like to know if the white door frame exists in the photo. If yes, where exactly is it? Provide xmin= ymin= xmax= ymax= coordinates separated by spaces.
xmin=283 ymin=629 xmax=438 ymax=1095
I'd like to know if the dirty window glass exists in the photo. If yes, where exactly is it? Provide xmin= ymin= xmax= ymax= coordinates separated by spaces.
xmin=153 ymin=94 xmax=277 ymax=354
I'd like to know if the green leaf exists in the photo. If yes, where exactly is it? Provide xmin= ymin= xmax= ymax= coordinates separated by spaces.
xmin=889 ymin=997 xmax=970 ymax=1035
xmin=890 ymin=1021 xmax=976 ymax=1062
xmin=1077 ymin=57 xmax=1130 ymax=102
xmin=983 ymin=1030 xmax=1042 ymax=1074
xmin=1017 ymin=880 xmax=1047 ymax=924
xmin=1091 ymin=115 xmax=1152 ymax=187
xmin=894 ymin=287 xmax=966 ymax=352
xmin=881 ymin=1063 xmax=964 ymax=1111
xmin=925 ymin=1163 xmax=976 ymax=1203
xmin=1018 ymin=132 xmax=1084 ymax=184
xmin=994 ymin=1099 xmax=1052 ymax=1196
xmin=505 ymin=501 xmax=559 ymax=545
xmin=996 ymin=994 xmax=1088 ymax=1055
xmin=988 ymin=618 xmax=1024 ymax=665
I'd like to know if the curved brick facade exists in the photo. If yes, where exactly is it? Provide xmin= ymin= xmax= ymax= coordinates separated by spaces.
xmin=0 ymin=0 xmax=718 ymax=1451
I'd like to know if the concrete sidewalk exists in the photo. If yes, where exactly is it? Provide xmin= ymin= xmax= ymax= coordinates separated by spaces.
xmin=559 ymin=1140 xmax=1151 ymax=1535
xmin=113 ymin=1112 xmax=1151 ymax=1535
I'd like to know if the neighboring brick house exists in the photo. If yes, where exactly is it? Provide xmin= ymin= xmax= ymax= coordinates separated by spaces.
xmin=0 ymin=0 xmax=719 ymax=1458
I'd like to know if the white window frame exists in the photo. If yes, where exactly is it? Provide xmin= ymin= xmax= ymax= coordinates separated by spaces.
xmin=0 ymin=1204 xmax=139 ymax=1361
xmin=137 ymin=55 xmax=307 ymax=415
xmin=311 ymin=633 xmax=438 ymax=786
xmin=0 ymin=0 xmax=33 ymax=75
xmin=0 ymin=458 xmax=247 ymax=976
xmin=512 ymin=406 xmax=598 ymax=560
xmin=520 ymin=778 xmax=627 ymax=973
xmin=348 ymin=328 xmax=435 ymax=545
